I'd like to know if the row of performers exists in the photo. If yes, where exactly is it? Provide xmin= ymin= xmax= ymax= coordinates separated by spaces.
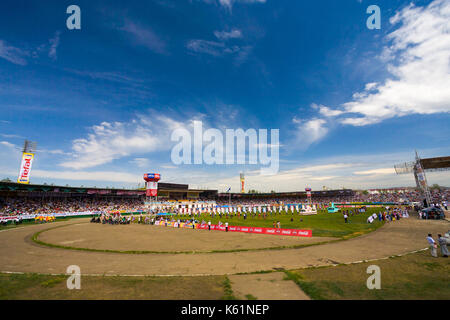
xmin=161 ymin=204 xmax=318 ymax=215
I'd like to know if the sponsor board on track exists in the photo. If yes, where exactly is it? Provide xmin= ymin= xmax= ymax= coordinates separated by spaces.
xmin=158 ymin=221 xmax=312 ymax=237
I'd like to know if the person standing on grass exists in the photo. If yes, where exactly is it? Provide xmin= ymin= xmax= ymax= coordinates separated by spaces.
xmin=427 ymin=234 xmax=438 ymax=258
xmin=437 ymin=234 xmax=448 ymax=258
xmin=225 ymin=221 xmax=228 ymax=232
xmin=344 ymin=213 xmax=348 ymax=223
xmin=208 ymin=220 xmax=211 ymax=231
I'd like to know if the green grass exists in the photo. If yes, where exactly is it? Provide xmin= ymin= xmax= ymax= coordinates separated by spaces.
xmin=192 ymin=208 xmax=386 ymax=238
xmin=0 ymin=273 xmax=226 ymax=300
xmin=30 ymin=208 xmax=387 ymax=255
xmin=5 ymin=207 xmax=387 ymax=241
xmin=286 ymin=250 xmax=450 ymax=300
xmin=221 ymin=276 xmax=237 ymax=300
xmin=1 ymin=250 xmax=446 ymax=300
xmin=283 ymin=270 xmax=326 ymax=300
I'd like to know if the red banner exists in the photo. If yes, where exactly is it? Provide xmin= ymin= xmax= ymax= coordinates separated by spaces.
xmin=195 ymin=223 xmax=311 ymax=237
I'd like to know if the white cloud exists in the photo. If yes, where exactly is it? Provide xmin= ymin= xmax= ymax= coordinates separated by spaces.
xmin=60 ymin=114 xmax=186 ymax=170
xmin=48 ymin=31 xmax=61 ymax=60
xmin=130 ymin=157 xmax=150 ymax=169
xmin=353 ymin=168 xmax=394 ymax=175
xmin=214 ymin=29 xmax=243 ymax=40
xmin=293 ymin=118 xmax=328 ymax=148
xmin=0 ymin=141 xmax=16 ymax=148
xmin=186 ymin=40 xmax=225 ymax=56
xmin=288 ymin=163 xmax=356 ymax=174
xmin=215 ymin=0 xmax=266 ymax=11
xmin=197 ymin=150 xmax=450 ymax=192
xmin=186 ymin=39 xmax=252 ymax=64
xmin=0 ymin=40 xmax=28 ymax=65
xmin=312 ymin=0 xmax=450 ymax=127
xmin=310 ymin=176 xmax=338 ymax=181
xmin=66 ymin=69 xmax=143 ymax=84
xmin=160 ymin=164 xmax=177 ymax=169
xmin=120 ymin=20 xmax=166 ymax=54
xmin=233 ymin=45 xmax=252 ymax=66
xmin=313 ymin=104 xmax=344 ymax=117
xmin=0 ymin=134 xmax=22 ymax=139
xmin=364 ymin=82 xmax=378 ymax=91
xmin=32 ymin=169 xmax=141 ymax=183
xmin=43 ymin=149 xmax=65 ymax=155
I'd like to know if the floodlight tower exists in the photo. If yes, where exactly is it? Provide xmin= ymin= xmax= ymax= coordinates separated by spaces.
xmin=394 ymin=151 xmax=432 ymax=207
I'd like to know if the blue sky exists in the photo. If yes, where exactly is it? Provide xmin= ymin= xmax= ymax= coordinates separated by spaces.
xmin=0 ymin=0 xmax=449 ymax=192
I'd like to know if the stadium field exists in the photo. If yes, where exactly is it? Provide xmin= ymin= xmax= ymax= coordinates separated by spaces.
xmin=194 ymin=207 xmax=385 ymax=238
xmin=0 ymin=216 xmax=448 ymax=300
xmin=7 ymin=208 xmax=385 ymax=255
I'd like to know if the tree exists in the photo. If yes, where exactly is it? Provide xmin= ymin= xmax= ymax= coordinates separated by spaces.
xmin=1 ymin=178 xmax=12 ymax=182
xmin=430 ymin=184 xmax=441 ymax=190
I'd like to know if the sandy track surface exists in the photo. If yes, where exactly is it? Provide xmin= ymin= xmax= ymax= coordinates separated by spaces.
xmin=38 ymin=222 xmax=332 ymax=252
xmin=0 ymin=218 xmax=447 ymax=276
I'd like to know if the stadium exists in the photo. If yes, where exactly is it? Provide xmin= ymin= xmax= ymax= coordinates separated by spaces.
xmin=1 ymin=0 xmax=449 ymax=306
xmin=1 ymin=159 xmax=449 ymax=299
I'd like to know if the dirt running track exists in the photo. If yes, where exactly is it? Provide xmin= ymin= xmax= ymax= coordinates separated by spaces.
xmin=0 ymin=218 xmax=448 ymax=276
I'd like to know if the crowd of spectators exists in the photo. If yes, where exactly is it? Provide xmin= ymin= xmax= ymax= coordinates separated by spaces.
xmin=217 ymin=189 xmax=449 ymax=207
xmin=1 ymin=189 xmax=448 ymax=217
xmin=0 ymin=197 xmax=146 ymax=216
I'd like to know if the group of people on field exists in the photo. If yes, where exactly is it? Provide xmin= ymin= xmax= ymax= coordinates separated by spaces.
xmin=426 ymin=233 xmax=449 ymax=258
xmin=93 ymin=213 xmax=132 ymax=225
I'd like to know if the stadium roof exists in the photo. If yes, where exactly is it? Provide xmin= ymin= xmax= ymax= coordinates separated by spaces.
xmin=0 ymin=181 xmax=215 ymax=195
xmin=218 ymin=189 xmax=354 ymax=197
xmin=420 ymin=156 xmax=450 ymax=171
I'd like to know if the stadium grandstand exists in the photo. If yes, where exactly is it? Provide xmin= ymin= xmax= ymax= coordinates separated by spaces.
xmin=0 ymin=181 xmax=217 ymax=202
xmin=1 ymin=179 xmax=448 ymax=217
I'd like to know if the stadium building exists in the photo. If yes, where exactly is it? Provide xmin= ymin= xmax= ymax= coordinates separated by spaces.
xmin=0 ymin=180 xmax=352 ymax=202
xmin=0 ymin=181 xmax=217 ymax=201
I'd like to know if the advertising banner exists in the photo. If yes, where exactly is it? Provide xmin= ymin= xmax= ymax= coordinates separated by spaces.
xmin=0 ymin=211 xmax=105 ymax=222
xmin=17 ymin=152 xmax=34 ymax=184
xmin=158 ymin=221 xmax=312 ymax=237
xmin=146 ymin=181 xmax=158 ymax=197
